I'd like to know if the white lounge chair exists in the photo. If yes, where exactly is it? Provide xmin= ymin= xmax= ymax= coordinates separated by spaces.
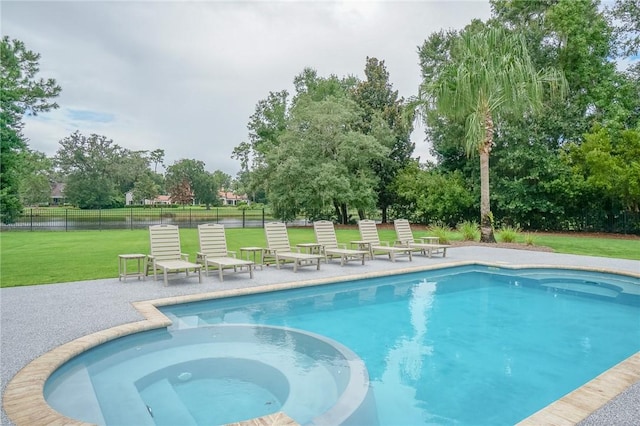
xmin=146 ymin=224 xmax=202 ymax=286
xmin=313 ymin=220 xmax=368 ymax=266
xmin=264 ymin=222 xmax=322 ymax=272
xmin=357 ymin=220 xmax=412 ymax=262
xmin=196 ymin=223 xmax=254 ymax=281
xmin=393 ymin=219 xmax=451 ymax=258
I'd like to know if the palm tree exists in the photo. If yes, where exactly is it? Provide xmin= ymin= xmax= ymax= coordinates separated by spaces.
xmin=417 ymin=25 xmax=566 ymax=242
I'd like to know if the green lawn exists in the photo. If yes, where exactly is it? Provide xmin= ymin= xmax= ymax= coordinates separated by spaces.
xmin=1 ymin=228 xmax=638 ymax=287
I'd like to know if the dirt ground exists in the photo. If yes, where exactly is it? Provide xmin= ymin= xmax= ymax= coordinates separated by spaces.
xmin=448 ymin=240 xmax=555 ymax=252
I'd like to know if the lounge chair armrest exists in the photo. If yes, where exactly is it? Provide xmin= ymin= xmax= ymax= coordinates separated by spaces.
xmin=228 ymin=251 xmax=238 ymax=258
xmin=394 ymin=240 xmax=410 ymax=247
xmin=337 ymin=243 xmax=347 ymax=249
xmin=379 ymin=241 xmax=390 ymax=246
xmin=290 ymin=246 xmax=301 ymax=253
xmin=196 ymin=252 xmax=206 ymax=262
xmin=180 ymin=253 xmax=189 ymax=261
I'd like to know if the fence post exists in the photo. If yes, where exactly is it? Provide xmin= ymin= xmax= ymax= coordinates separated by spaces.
xmin=242 ymin=209 xmax=246 ymax=228
xmin=30 ymin=208 xmax=33 ymax=231
xmin=99 ymin=209 xmax=102 ymax=231
xmin=216 ymin=208 xmax=219 ymax=223
xmin=190 ymin=209 xmax=192 ymax=228
xmin=262 ymin=208 xmax=265 ymax=228
xmin=130 ymin=208 xmax=133 ymax=230
xmin=65 ymin=209 xmax=68 ymax=231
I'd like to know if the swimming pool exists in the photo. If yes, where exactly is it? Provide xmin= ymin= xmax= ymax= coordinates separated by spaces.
xmin=44 ymin=265 xmax=640 ymax=425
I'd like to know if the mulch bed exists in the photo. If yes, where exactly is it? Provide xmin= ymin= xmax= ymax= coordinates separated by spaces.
xmin=449 ymin=240 xmax=555 ymax=252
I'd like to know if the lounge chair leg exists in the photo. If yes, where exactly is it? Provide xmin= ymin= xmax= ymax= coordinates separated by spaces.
xmin=249 ymin=265 xmax=254 ymax=279
xmin=163 ymin=269 xmax=169 ymax=286
xmin=218 ymin=266 xmax=223 ymax=282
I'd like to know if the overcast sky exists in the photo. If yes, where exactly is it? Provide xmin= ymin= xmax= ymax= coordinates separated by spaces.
xmin=2 ymin=0 xmax=492 ymax=176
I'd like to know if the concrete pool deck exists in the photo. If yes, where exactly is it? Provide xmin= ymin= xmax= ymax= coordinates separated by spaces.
xmin=1 ymin=246 xmax=639 ymax=426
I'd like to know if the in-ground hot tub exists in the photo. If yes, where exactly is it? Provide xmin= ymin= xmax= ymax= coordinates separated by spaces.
xmin=45 ymin=324 xmax=375 ymax=425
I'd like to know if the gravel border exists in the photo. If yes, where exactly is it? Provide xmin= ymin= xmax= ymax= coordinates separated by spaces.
xmin=1 ymin=246 xmax=639 ymax=425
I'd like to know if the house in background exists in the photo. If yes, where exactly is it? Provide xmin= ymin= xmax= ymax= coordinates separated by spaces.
xmin=125 ymin=191 xmax=174 ymax=206
xmin=124 ymin=190 xmax=247 ymax=206
xmin=219 ymin=190 xmax=249 ymax=206
xmin=51 ymin=182 xmax=66 ymax=205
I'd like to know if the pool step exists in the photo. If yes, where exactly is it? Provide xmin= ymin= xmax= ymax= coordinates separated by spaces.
xmin=141 ymin=378 xmax=198 ymax=426
xmin=46 ymin=364 xmax=106 ymax=425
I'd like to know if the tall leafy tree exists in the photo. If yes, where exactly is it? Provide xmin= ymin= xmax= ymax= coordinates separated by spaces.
xmin=236 ymin=90 xmax=289 ymax=203
xmin=565 ymin=125 xmax=640 ymax=215
xmin=351 ymin=57 xmax=414 ymax=223
xmin=132 ymin=172 xmax=160 ymax=205
xmin=415 ymin=25 xmax=566 ymax=242
xmin=1 ymin=36 xmax=61 ymax=222
xmin=267 ymin=93 xmax=387 ymax=223
xmin=149 ymin=149 xmax=165 ymax=173
xmin=17 ymin=150 xmax=54 ymax=206
xmin=165 ymin=159 xmax=230 ymax=208
xmin=609 ymin=0 xmax=640 ymax=56
xmin=54 ymin=132 xmax=126 ymax=208
xmin=165 ymin=159 xmax=204 ymax=206
xmin=491 ymin=0 xmax=617 ymax=144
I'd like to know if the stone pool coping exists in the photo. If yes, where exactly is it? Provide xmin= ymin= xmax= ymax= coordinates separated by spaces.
xmin=2 ymin=247 xmax=639 ymax=425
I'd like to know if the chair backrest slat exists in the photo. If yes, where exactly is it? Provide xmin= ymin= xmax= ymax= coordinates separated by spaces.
xmin=394 ymin=219 xmax=415 ymax=244
xmin=198 ymin=223 xmax=229 ymax=257
xmin=265 ymin=222 xmax=292 ymax=252
xmin=358 ymin=220 xmax=381 ymax=245
xmin=149 ymin=224 xmax=183 ymax=261
xmin=314 ymin=220 xmax=339 ymax=249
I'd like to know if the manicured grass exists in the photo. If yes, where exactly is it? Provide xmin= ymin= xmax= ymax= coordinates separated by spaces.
xmin=524 ymin=233 xmax=640 ymax=260
xmin=1 ymin=228 xmax=638 ymax=287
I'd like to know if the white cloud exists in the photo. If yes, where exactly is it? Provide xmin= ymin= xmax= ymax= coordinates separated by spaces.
xmin=3 ymin=0 xmax=492 ymax=175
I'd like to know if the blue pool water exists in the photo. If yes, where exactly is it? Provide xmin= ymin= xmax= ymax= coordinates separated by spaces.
xmin=45 ymin=265 xmax=640 ymax=426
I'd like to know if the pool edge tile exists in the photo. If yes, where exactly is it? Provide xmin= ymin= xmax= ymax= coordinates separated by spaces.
xmin=517 ymin=352 xmax=640 ymax=425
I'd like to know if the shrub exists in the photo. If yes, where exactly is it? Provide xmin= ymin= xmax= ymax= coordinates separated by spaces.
xmin=429 ymin=223 xmax=452 ymax=244
xmin=457 ymin=220 xmax=479 ymax=241
xmin=498 ymin=225 xmax=520 ymax=243
xmin=524 ymin=233 xmax=536 ymax=246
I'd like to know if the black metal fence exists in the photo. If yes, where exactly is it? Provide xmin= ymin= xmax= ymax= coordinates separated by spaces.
xmin=2 ymin=207 xmax=637 ymax=234
xmin=0 ymin=208 xmax=307 ymax=231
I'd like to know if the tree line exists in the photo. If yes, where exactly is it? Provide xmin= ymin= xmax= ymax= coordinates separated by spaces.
xmin=232 ymin=0 xmax=640 ymax=236
xmin=2 ymin=0 xmax=639 ymax=235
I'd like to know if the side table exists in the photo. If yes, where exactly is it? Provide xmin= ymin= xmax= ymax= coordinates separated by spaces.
xmin=118 ymin=254 xmax=146 ymax=282
xmin=350 ymin=240 xmax=373 ymax=259
xmin=240 ymin=247 xmax=264 ymax=270
xmin=296 ymin=242 xmax=322 ymax=255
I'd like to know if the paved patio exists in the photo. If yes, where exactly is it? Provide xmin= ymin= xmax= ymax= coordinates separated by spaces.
xmin=1 ymin=246 xmax=639 ymax=425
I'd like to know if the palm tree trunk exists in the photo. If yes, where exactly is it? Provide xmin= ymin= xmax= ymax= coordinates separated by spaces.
xmin=479 ymin=114 xmax=496 ymax=243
